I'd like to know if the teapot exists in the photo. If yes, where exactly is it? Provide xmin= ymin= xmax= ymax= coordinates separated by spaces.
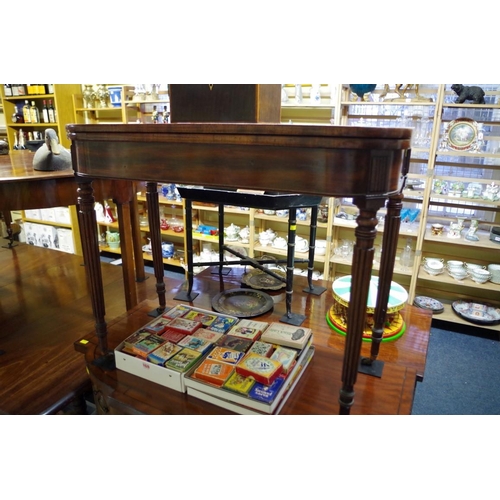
xmin=272 ymin=236 xmax=287 ymax=249
xmin=224 ymin=223 xmax=240 ymax=241
xmin=161 ymin=241 xmax=175 ymax=258
xmin=239 ymin=226 xmax=250 ymax=243
xmin=258 ymin=228 xmax=276 ymax=246
xmin=295 ymin=236 xmax=309 ymax=253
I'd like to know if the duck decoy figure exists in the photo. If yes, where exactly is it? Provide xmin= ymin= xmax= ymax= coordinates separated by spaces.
xmin=33 ymin=128 xmax=72 ymax=171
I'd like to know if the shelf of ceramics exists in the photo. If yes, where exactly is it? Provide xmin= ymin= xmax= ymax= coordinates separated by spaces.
xmin=417 ymin=267 xmax=498 ymax=290
xmin=423 ymin=228 xmax=500 ymax=250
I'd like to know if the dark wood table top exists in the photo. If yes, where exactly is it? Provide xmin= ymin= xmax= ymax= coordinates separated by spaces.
xmin=78 ymin=266 xmax=431 ymax=415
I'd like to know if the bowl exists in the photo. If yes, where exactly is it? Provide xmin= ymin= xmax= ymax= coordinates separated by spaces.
xmin=469 ymin=268 xmax=491 ymax=284
xmin=426 ymin=259 xmax=444 ymax=271
xmin=424 ymin=264 xmax=444 ymax=276
xmin=465 ymin=263 xmax=486 ymax=271
xmin=447 ymin=269 xmax=468 ymax=281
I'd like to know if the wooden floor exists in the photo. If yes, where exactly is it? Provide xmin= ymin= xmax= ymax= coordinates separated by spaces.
xmin=0 ymin=243 xmax=160 ymax=414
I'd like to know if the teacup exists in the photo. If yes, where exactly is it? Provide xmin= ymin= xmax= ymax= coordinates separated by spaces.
xmin=469 ymin=268 xmax=491 ymax=284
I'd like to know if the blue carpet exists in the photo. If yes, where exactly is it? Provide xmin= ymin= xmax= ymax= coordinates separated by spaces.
xmin=412 ymin=325 xmax=500 ymax=415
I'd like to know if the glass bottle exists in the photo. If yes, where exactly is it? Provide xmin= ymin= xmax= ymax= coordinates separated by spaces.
xmin=42 ymin=100 xmax=49 ymax=123
xmin=4 ymin=84 xmax=13 ymax=97
xmin=12 ymin=105 xmax=24 ymax=123
xmin=30 ymin=101 xmax=40 ymax=123
xmin=400 ymin=238 xmax=413 ymax=270
xmin=23 ymin=100 xmax=31 ymax=123
xmin=48 ymin=100 xmax=56 ymax=123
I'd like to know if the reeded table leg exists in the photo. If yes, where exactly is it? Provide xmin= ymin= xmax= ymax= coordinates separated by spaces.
xmin=146 ymin=182 xmax=167 ymax=314
xmin=77 ymin=178 xmax=109 ymax=358
xmin=339 ymin=197 xmax=384 ymax=414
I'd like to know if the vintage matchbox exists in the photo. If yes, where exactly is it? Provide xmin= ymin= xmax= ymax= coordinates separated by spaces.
xmin=227 ymin=319 xmax=269 ymax=341
xmin=247 ymin=341 xmax=274 ymax=358
xmin=208 ymin=346 xmax=244 ymax=365
xmin=223 ymin=371 xmax=256 ymax=395
xmin=132 ymin=334 xmax=167 ymax=358
xmin=147 ymin=341 xmax=182 ymax=365
xmin=235 ymin=353 xmax=283 ymax=386
xmin=248 ymin=376 xmax=285 ymax=403
xmin=260 ymin=322 xmax=312 ymax=350
xmin=165 ymin=348 xmax=203 ymax=373
xmin=207 ymin=315 xmax=239 ymax=334
xmin=167 ymin=317 xmax=203 ymax=335
xmin=161 ymin=328 xmax=188 ymax=344
xmin=184 ymin=310 xmax=218 ymax=327
xmin=177 ymin=335 xmax=213 ymax=354
xmin=144 ymin=317 xmax=172 ymax=335
xmin=161 ymin=304 xmax=191 ymax=320
xmin=192 ymin=359 xmax=234 ymax=387
xmin=216 ymin=335 xmax=253 ymax=353
xmin=270 ymin=346 xmax=298 ymax=375
xmin=192 ymin=328 xmax=223 ymax=343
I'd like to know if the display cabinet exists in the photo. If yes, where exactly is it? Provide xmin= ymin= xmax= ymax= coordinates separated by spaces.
xmin=72 ymin=84 xmax=170 ymax=125
xmin=280 ymin=83 xmax=336 ymax=125
xmin=415 ymin=84 xmax=500 ymax=328
xmin=0 ymin=84 xmax=81 ymax=151
xmin=330 ymin=83 xmax=500 ymax=332
xmin=22 ymin=205 xmax=82 ymax=255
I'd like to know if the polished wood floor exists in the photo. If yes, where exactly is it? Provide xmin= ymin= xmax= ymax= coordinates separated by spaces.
xmin=0 ymin=243 xmax=160 ymax=414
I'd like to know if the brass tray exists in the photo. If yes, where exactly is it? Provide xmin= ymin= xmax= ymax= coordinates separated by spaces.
xmin=211 ymin=288 xmax=274 ymax=318
xmin=241 ymin=268 xmax=287 ymax=291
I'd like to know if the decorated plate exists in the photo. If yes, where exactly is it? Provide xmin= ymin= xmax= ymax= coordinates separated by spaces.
xmin=446 ymin=118 xmax=479 ymax=152
xmin=452 ymin=300 xmax=500 ymax=325
xmin=413 ymin=296 xmax=444 ymax=314
xmin=241 ymin=268 xmax=287 ymax=291
xmin=211 ymin=288 xmax=274 ymax=318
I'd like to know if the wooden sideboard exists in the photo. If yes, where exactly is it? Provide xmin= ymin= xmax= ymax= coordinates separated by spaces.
xmin=67 ymin=122 xmax=413 ymax=414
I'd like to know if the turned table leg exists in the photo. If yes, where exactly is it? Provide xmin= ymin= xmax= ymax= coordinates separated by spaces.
xmin=339 ymin=197 xmax=384 ymax=415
